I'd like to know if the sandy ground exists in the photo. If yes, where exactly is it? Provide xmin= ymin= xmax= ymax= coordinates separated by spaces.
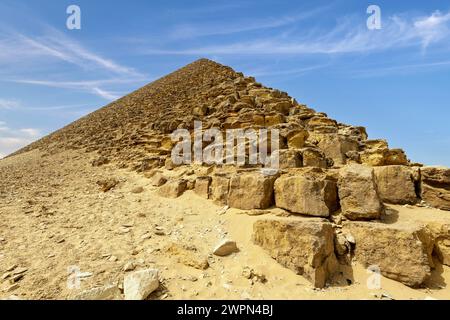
xmin=0 ymin=149 xmax=449 ymax=300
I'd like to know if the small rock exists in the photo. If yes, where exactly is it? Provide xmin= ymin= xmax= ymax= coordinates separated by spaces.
xmin=381 ymin=293 xmax=394 ymax=300
xmin=140 ymin=233 xmax=152 ymax=240
xmin=182 ymin=276 xmax=198 ymax=282
xmin=108 ymin=256 xmax=118 ymax=262
xmin=213 ymin=240 xmax=238 ymax=256
xmin=1 ymin=272 xmax=11 ymax=280
xmin=242 ymin=267 xmax=267 ymax=284
xmin=6 ymin=283 xmax=19 ymax=292
xmin=12 ymin=267 xmax=27 ymax=275
xmin=118 ymin=227 xmax=131 ymax=234
xmin=151 ymin=173 xmax=167 ymax=187
xmin=6 ymin=265 xmax=17 ymax=272
xmin=124 ymin=269 xmax=159 ymax=300
xmin=344 ymin=233 xmax=356 ymax=244
xmin=122 ymin=223 xmax=134 ymax=228
xmin=96 ymin=178 xmax=119 ymax=192
xmin=217 ymin=206 xmax=229 ymax=215
xmin=77 ymin=272 xmax=93 ymax=279
xmin=9 ymin=274 xmax=24 ymax=283
xmin=75 ymin=284 xmax=121 ymax=300
xmin=123 ymin=262 xmax=136 ymax=272
xmin=131 ymin=187 xmax=144 ymax=194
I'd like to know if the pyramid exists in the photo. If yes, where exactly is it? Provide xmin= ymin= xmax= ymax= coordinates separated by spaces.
xmin=13 ymin=58 xmax=412 ymax=169
xmin=3 ymin=59 xmax=450 ymax=295
xmin=12 ymin=59 xmax=448 ymax=211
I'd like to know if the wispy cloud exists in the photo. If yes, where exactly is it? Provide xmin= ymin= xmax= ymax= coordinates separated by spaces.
xmin=2 ymin=27 xmax=143 ymax=77
xmin=12 ymin=78 xmax=146 ymax=88
xmin=91 ymin=87 xmax=120 ymax=100
xmin=248 ymin=64 xmax=330 ymax=77
xmin=350 ymin=59 xmax=450 ymax=78
xmin=169 ymin=5 xmax=331 ymax=39
xmin=142 ymin=10 xmax=450 ymax=56
xmin=9 ymin=78 xmax=146 ymax=100
xmin=414 ymin=10 xmax=450 ymax=49
xmin=0 ymin=24 xmax=147 ymax=100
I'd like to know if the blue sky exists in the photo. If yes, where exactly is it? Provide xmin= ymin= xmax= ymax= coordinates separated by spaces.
xmin=0 ymin=0 xmax=449 ymax=165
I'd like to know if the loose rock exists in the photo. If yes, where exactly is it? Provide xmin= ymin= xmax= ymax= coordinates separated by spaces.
xmin=124 ymin=269 xmax=159 ymax=300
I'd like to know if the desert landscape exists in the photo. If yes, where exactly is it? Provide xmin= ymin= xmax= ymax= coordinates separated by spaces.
xmin=0 ymin=59 xmax=449 ymax=300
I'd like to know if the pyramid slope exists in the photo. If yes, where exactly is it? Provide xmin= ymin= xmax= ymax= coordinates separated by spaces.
xmin=12 ymin=59 xmax=238 ymax=157
xmin=11 ymin=58 xmax=409 ymax=173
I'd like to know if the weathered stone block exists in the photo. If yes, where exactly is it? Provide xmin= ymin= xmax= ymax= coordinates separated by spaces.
xmin=374 ymin=165 xmax=418 ymax=204
xmin=253 ymin=218 xmax=338 ymax=288
xmin=343 ymin=222 xmax=432 ymax=287
xmin=338 ymin=164 xmax=383 ymax=220
xmin=274 ymin=170 xmax=338 ymax=217
xmin=228 ymin=172 xmax=277 ymax=209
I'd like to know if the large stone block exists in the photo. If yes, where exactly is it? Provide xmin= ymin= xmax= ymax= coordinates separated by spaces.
xmin=338 ymin=164 xmax=383 ymax=220
xmin=426 ymin=222 xmax=450 ymax=266
xmin=301 ymin=148 xmax=327 ymax=168
xmin=272 ymin=149 xmax=302 ymax=169
xmin=312 ymin=133 xmax=359 ymax=166
xmin=157 ymin=179 xmax=187 ymax=198
xmin=274 ymin=169 xmax=338 ymax=217
xmin=265 ymin=113 xmax=285 ymax=127
xmin=421 ymin=166 xmax=450 ymax=211
xmin=287 ymin=129 xmax=309 ymax=149
xmin=374 ymin=165 xmax=418 ymax=204
xmin=194 ymin=176 xmax=211 ymax=199
xmin=210 ymin=174 xmax=230 ymax=205
xmin=360 ymin=147 xmax=409 ymax=167
xmin=228 ymin=172 xmax=277 ymax=209
xmin=253 ymin=218 xmax=338 ymax=288
xmin=343 ymin=222 xmax=432 ymax=287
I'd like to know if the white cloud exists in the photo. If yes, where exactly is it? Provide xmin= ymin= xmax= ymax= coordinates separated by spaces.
xmin=0 ymin=98 xmax=20 ymax=109
xmin=142 ymin=10 xmax=450 ymax=56
xmin=3 ymin=27 xmax=142 ymax=77
xmin=0 ymin=122 xmax=42 ymax=157
xmin=19 ymin=128 xmax=41 ymax=138
xmin=11 ymin=78 xmax=144 ymax=100
xmin=414 ymin=11 xmax=450 ymax=49
xmin=0 ymin=25 xmax=147 ymax=100
xmin=91 ymin=87 xmax=120 ymax=101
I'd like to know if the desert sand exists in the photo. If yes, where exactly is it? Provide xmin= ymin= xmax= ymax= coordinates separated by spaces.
xmin=0 ymin=149 xmax=449 ymax=300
